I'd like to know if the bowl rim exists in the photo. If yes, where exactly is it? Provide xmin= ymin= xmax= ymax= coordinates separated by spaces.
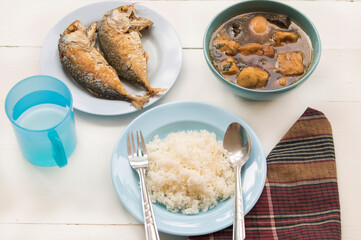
xmin=203 ymin=0 xmax=322 ymax=94
xmin=4 ymin=75 xmax=74 ymax=133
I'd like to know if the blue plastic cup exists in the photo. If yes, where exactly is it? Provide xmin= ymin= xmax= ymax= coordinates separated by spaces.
xmin=5 ymin=75 xmax=77 ymax=167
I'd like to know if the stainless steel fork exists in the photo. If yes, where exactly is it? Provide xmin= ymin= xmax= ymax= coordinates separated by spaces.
xmin=127 ymin=131 xmax=160 ymax=240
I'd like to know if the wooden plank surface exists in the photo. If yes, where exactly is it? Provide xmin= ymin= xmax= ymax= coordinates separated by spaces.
xmin=0 ymin=0 xmax=360 ymax=239
xmin=0 ymin=1 xmax=361 ymax=50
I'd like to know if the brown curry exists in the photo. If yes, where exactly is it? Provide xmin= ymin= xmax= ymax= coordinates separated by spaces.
xmin=209 ymin=12 xmax=312 ymax=90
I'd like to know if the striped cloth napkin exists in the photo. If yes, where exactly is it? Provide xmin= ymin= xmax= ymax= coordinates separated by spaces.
xmin=188 ymin=108 xmax=341 ymax=240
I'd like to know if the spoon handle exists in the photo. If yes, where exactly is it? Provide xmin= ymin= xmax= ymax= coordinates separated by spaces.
xmin=233 ymin=165 xmax=245 ymax=240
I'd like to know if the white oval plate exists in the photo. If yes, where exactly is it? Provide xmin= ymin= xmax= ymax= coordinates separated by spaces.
xmin=111 ymin=101 xmax=267 ymax=236
xmin=41 ymin=1 xmax=182 ymax=116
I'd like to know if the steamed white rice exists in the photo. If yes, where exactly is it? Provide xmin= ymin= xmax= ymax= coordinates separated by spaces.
xmin=146 ymin=130 xmax=234 ymax=214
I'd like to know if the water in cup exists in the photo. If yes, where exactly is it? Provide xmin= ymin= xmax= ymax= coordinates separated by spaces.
xmin=16 ymin=103 xmax=69 ymax=130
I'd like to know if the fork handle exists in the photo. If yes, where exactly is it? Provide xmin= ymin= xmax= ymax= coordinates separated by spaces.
xmin=137 ymin=168 xmax=160 ymax=240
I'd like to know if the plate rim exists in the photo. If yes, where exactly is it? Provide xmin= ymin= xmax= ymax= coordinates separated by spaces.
xmin=40 ymin=1 xmax=182 ymax=116
xmin=110 ymin=101 xmax=267 ymax=236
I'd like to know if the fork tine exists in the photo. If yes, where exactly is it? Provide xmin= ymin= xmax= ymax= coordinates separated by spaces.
xmin=131 ymin=132 xmax=136 ymax=157
xmin=127 ymin=132 xmax=133 ymax=157
xmin=140 ymin=131 xmax=147 ymax=155
xmin=136 ymin=131 xmax=142 ymax=156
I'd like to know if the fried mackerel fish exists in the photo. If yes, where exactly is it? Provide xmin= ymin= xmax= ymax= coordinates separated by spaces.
xmin=58 ymin=20 xmax=149 ymax=109
xmin=98 ymin=4 xmax=166 ymax=96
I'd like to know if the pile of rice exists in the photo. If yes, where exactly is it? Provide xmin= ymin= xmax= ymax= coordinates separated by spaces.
xmin=146 ymin=130 xmax=234 ymax=214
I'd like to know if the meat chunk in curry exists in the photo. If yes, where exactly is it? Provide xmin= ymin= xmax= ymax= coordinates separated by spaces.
xmin=213 ymin=38 xmax=240 ymax=56
xmin=238 ymin=43 xmax=275 ymax=58
xmin=278 ymin=77 xmax=288 ymax=86
xmin=220 ymin=57 xmax=239 ymax=75
xmin=237 ymin=67 xmax=269 ymax=88
xmin=262 ymin=44 xmax=275 ymax=58
xmin=274 ymin=31 xmax=299 ymax=46
xmin=276 ymin=52 xmax=304 ymax=76
xmin=238 ymin=43 xmax=263 ymax=56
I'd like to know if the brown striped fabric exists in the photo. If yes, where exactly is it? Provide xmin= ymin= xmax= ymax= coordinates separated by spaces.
xmin=188 ymin=108 xmax=341 ymax=240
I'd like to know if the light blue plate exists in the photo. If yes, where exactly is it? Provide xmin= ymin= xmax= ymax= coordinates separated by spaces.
xmin=111 ymin=101 xmax=266 ymax=236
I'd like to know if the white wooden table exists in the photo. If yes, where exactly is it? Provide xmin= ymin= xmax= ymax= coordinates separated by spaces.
xmin=0 ymin=0 xmax=360 ymax=239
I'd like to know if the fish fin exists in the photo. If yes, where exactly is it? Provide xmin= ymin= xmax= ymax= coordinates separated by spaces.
xmin=147 ymin=88 xmax=167 ymax=97
xmin=131 ymin=95 xmax=150 ymax=109
xmin=144 ymin=51 xmax=149 ymax=62
xmin=65 ymin=20 xmax=83 ymax=34
xmin=87 ymin=88 xmax=101 ymax=97
xmin=129 ymin=17 xmax=153 ymax=33
xmin=86 ymin=22 xmax=98 ymax=48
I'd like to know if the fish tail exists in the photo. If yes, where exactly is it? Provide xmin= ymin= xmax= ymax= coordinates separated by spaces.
xmin=131 ymin=95 xmax=150 ymax=109
xmin=147 ymin=88 xmax=167 ymax=97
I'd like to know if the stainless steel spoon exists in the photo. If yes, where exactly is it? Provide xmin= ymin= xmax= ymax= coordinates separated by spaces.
xmin=223 ymin=122 xmax=252 ymax=240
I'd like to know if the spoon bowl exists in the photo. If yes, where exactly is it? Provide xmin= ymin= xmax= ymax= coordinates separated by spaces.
xmin=224 ymin=122 xmax=252 ymax=240
xmin=224 ymin=122 xmax=252 ymax=167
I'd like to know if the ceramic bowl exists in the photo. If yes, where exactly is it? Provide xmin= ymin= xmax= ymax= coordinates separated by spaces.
xmin=203 ymin=0 xmax=321 ymax=100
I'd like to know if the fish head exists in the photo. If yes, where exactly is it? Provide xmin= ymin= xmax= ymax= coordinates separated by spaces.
xmin=59 ymin=20 xmax=98 ymax=51
xmin=103 ymin=4 xmax=153 ymax=34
